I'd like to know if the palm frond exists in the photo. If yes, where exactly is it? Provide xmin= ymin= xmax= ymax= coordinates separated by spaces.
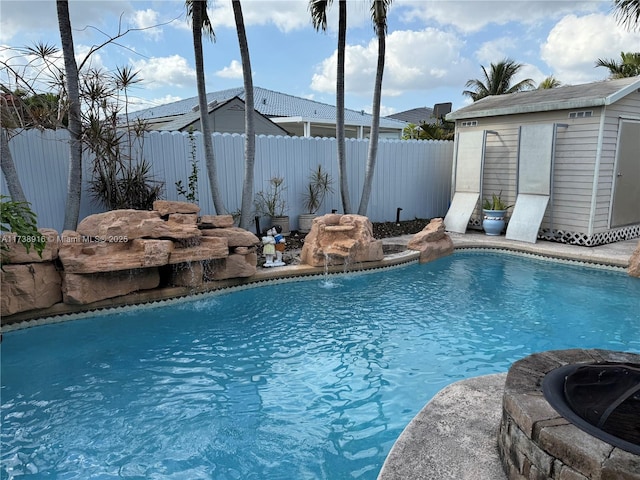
xmin=613 ymin=0 xmax=640 ymax=31
xmin=370 ymin=0 xmax=392 ymax=34
xmin=463 ymin=58 xmax=533 ymax=101
xmin=309 ymin=0 xmax=332 ymax=31
xmin=185 ymin=0 xmax=215 ymax=41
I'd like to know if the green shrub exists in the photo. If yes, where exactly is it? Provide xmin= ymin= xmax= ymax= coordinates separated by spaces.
xmin=1 ymin=195 xmax=45 ymax=265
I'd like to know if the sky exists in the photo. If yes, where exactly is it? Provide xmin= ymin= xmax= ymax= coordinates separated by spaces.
xmin=1 ymin=0 xmax=639 ymax=118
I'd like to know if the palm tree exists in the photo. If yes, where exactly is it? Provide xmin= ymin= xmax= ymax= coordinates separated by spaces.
xmin=538 ymin=76 xmax=562 ymax=89
xmin=56 ymin=0 xmax=83 ymax=231
xmin=463 ymin=58 xmax=535 ymax=102
xmin=1 ymin=91 xmax=29 ymax=205
xmin=186 ymin=0 xmax=226 ymax=215
xmin=595 ymin=51 xmax=640 ymax=78
xmin=309 ymin=0 xmax=351 ymax=213
xmin=613 ymin=0 xmax=640 ymax=31
xmin=113 ymin=66 xmax=142 ymax=162
xmin=0 ymin=129 xmax=28 ymax=205
xmin=418 ymin=121 xmax=455 ymax=141
xmin=232 ymin=0 xmax=256 ymax=230
xmin=358 ymin=0 xmax=392 ymax=216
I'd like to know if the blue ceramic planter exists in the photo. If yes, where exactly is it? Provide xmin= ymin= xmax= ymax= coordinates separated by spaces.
xmin=483 ymin=209 xmax=507 ymax=235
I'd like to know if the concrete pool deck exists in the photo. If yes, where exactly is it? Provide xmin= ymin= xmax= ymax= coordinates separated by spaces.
xmin=377 ymin=232 xmax=639 ymax=480
xmin=385 ymin=230 xmax=638 ymax=268
xmin=377 ymin=373 xmax=508 ymax=480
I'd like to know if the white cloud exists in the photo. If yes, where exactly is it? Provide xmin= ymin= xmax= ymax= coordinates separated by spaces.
xmin=355 ymin=104 xmax=398 ymax=117
xmin=206 ymin=0 xmax=369 ymax=33
xmin=0 ymin=1 xmax=138 ymax=42
xmin=76 ymin=44 xmax=106 ymax=71
xmin=518 ymin=64 xmax=548 ymax=86
xmin=0 ymin=42 xmax=113 ymax=94
xmin=311 ymin=28 xmax=474 ymax=97
xmin=474 ymin=37 xmax=518 ymax=64
xmin=541 ymin=13 xmax=640 ymax=84
xmin=216 ymin=60 xmax=243 ymax=79
xmin=208 ymin=0 xmax=312 ymax=33
xmin=379 ymin=105 xmax=397 ymax=116
xmin=0 ymin=1 xmax=52 ymax=42
xmin=470 ymin=41 xmax=548 ymax=87
xmin=396 ymin=0 xmax=599 ymax=34
xmin=131 ymin=55 xmax=195 ymax=89
xmin=0 ymin=45 xmax=55 ymax=93
xmin=131 ymin=8 xmax=162 ymax=40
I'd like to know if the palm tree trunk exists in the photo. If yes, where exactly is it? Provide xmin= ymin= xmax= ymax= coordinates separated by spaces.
xmin=358 ymin=8 xmax=386 ymax=215
xmin=233 ymin=0 xmax=256 ymax=230
xmin=57 ymin=0 xmax=83 ymax=231
xmin=0 ymin=129 xmax=27 ymax=204
xmin=336 ymin=0 xmax=351 ymax=214
xmin=191 ymin=0 xmax=226 ymax=215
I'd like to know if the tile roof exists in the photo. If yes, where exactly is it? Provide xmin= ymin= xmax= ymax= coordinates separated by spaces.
xmin=146 ymin=96 xmax=287 ymax=134
xmin=386 ymin=107 xmax=434 ymax=125
xmin=447 ymin=76 xmax=640 ymax=120
xmin=130 ymin=86 xmax=406 ymax=129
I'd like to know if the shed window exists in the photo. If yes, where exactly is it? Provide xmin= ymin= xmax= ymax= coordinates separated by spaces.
xmin=460 ymin=120 xmax=478 ymax=127
xmin=568 ymin=111 xmax=593 ymax=119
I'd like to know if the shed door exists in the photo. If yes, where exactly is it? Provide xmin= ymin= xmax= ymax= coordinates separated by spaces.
xmin=611 ymin=119 xmax=640 ymax=228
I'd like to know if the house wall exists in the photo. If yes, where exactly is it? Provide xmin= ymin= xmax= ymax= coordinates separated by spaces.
xmin=1 ymin=130 xmax=453 ymax=233
xmin=271 ymin=121 xmax=402 ymax=139
xmin=191 ymin=98 xmax=287 ymax=136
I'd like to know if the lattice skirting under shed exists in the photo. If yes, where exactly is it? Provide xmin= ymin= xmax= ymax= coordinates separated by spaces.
xmin=468 ymin=219 xmax=640 ymax=247
xmin=539 ymin=224 xmax=640 ymax=246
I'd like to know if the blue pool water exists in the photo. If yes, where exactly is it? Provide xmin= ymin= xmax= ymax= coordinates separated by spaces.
xmin=2 ymin=252 xmax=639 ymax=479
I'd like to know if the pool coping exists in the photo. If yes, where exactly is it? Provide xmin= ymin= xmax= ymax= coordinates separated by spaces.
xmin=2 ymin=233 xmax=636 ymax=332
xmin=446 ymin=231 xmax=635 ymax=269
xmin=0 ymin=248 xmax=421 ymax=331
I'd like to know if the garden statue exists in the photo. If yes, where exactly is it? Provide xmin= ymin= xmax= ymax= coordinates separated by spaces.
xmin=262 ymin=229 xmax=276 ymax=266
xmin=262 ymin=226 xmax=285 ymax=267
xmin=272 ymin=225 xmax=286 ymax=265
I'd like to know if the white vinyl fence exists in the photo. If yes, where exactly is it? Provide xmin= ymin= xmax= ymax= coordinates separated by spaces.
xmin=2 ymin=129 xmax=453 ymax=233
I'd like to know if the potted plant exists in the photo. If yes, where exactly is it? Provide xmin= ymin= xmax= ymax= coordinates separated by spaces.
xmin=255 ymin=176 xmax=290 ymax=235
xmin=482 ymin=192 xmax=512 ymax=235
xmin=299 ymin=165 xmax=334 ymax=233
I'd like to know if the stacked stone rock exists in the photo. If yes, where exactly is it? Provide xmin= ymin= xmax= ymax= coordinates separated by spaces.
xmin=629 ymin=240 xmax=640 ymax=278
xmin=1 ymin=229 xmax=62 ymax=316
xmin=300 ymin=214 xmax=384 ymax=267
xmin=1 ymin=201 xmax=260 ymax=316
xmin=407 ymin=217 xmax=454 ymax=263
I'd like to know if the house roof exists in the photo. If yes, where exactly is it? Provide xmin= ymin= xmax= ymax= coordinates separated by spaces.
xmin=386 ymin=107 xmax=434 ymax=125
xmin=149 ymin=96 xmax=233 ymax=131
xmin=130 ymin=86 xmax=407 ymax=130
xmin=150 ymin=96 xmax=288 ymax=134
xmin=446 ymin=76 xmax=640 ymax=120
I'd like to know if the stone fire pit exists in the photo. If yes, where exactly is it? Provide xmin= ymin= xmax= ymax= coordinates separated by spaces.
xmin=499 ymin=349 xmax=640 ymax=480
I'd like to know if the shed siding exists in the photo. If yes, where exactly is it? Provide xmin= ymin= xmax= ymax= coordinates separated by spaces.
xmin=550 ymin=109 xmax=601 ymax=233
xmin=457 ymin=109 xmax=603 ymax=233
xmin=592 ymin=92 xmax=640 ymax=232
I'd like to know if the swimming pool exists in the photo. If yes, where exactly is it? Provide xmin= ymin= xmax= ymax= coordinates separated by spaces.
xmin=2 ymin=251 xmax=639 ymax=479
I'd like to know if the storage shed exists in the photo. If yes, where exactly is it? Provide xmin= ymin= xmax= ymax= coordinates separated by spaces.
xmin=444 ymin=76 xmax=640 ymax=245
